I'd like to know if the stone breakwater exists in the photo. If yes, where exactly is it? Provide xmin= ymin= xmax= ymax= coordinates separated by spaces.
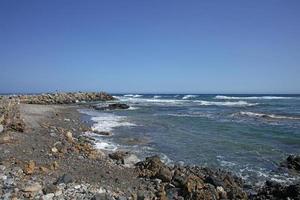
xmin=15 ymin=92 xmax=115 ymax=104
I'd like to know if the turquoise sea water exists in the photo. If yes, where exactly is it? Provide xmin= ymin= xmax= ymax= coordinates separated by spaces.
xmin=80 ymin=94 xmax=300 ymax=186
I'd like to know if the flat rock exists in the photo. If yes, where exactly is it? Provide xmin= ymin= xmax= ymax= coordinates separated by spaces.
xmin=23 ymin=183 xmax=42 ymax=193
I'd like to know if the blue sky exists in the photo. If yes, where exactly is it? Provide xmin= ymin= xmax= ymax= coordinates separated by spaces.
xmin=0 ymin=0 xmax=299 ymax=94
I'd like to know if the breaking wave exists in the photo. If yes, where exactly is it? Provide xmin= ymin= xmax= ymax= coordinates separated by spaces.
xmin=123 ymin=94 xmax=143 ymax=98
xmin=237 ymin=112 xmax=300 ymax=120
xmin=215 ymin=95 xmax=294 ymax=100
xmin=182 ymin=95 xmax=198 ymax=99
xmin=195 ymin=100 xmax=258 ymax=107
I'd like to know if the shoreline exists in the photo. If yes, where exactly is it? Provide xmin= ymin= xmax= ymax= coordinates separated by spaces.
xmin=1 ymin=93 xmax=300 ymax=199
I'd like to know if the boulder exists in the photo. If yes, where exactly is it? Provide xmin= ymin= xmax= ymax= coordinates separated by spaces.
xmin=135 ymin=156 xmax=172 ymax=182
xmin=123 ymin=154 xmax=140 ymax=167
xmin=280 ymin=155 xmax=300 ymax=173
xmin=0 ymin=124 xmax=3 ymax=133
xmin=107 ymin=103 xmax=130 ymax=110
xmin=109 ymin=151 xmax=128 ymax=162
xmin=43 ymin=184 xmax=58 ymax=194
xmin=94 ymin=103 xmax=130 ymax=111
xmin=55 ymin=173 xmax=74 ymax=185
xmin=252 ymin=181 xmax=300 ymax=199
xmin=93 ymin=131 xmax=112 ymax=136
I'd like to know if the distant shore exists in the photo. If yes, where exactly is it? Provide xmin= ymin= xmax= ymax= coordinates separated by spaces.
xmin=0 ymin=92 xmax=299 ymax=199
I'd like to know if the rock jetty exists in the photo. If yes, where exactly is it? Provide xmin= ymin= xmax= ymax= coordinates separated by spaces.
xmin=15 ymin=92 xmax=115 ymax=104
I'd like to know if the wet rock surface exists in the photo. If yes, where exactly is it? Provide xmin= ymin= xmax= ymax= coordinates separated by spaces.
xmin=94 ymin=103 xmax=130 ymax=111
xmin=280 ymin=154 xmax=300 ymax=173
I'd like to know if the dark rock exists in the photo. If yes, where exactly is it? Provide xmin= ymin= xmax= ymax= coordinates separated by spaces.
xmin=94 ymin=103 xmax=130 ymax=111
xmin=280 ymin=155 xmax=300 ymax=173
xmin=157 ymin=167 xmax=172 ymax=182
xmin=93 ymin=131 xmax=112 ymax=136
xmin=107 ymin=103 xmax=130 ymax=110
xmin=43 ymin=184 xmax=57 ymax=194
xmin=205 ymin=176 xmax=224 ymax=187
xmin=252 ymin=181 xmax=300 ymax=200
xmin=55 ymin=173 xmax=74 ymax=185
xmin=109 ymin=151 xmax=128 ymax=163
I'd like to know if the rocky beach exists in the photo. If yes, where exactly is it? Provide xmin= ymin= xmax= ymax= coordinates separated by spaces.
xmin=1 ymin=92 xmax=300 ymax=200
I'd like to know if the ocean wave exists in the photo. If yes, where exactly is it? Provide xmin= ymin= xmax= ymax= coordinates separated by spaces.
xmin=83 ymin=132 xmax=118 ymax=151
xmin=153 ymin=95 xmax=161 ymax=99
xmin=195 ymin=100 xmax=258 ymax=107
xmin=123 ymin=94 xmax=143 ymax=98
xmin=215 ymin=95 xmax=294 ymax=100
xmin=182 ymin=95 xmax=198 ymax=99
xmin=119 ymin=97 xmax=185 ymax=104
xmin=237 ymin=112 xmax=300 ymax=120
xmin=90 ymin=113 xmax=137 ymax=132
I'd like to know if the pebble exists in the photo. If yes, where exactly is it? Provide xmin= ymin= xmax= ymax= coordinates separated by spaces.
xmin=42 ymin=193 xmax=55 ymax=200
xmin=0 ymin=124 xmax=4 ymax=133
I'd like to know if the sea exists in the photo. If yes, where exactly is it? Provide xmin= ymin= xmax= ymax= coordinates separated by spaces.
xmin=79 ymin=94 xmax=300 ymax=186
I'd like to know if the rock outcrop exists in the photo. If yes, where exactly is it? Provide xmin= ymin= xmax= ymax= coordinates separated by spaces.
xmin=94 ymin=103 xmax=130 ymax=111
xmin=280 ymin=154 xmax=300 ymax=173
xmin=251 ymin=181 xmax=300 ymax=200
xmin=136 ymin=156 xmax=248 ymax=200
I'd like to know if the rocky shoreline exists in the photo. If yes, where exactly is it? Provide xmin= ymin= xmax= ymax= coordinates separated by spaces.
xmin=1 ymin=92 xmax=300 ymax=199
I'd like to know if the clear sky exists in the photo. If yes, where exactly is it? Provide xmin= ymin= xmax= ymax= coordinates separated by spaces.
xmin=0 ymin=0 xmax=299 ymax=94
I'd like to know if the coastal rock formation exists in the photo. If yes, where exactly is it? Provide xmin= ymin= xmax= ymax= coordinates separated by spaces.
xmin=94 ymin=103 xmax=130 ymax=111
xmin=136 ymin=156 xmax=248 ymax=199
xmin=280 ymin=154 xmax=300 ymax=173
xmin=251 ymin=180 xmax=300 ymax=200
xmin=16 ymin=92 xmax=115 ymax=104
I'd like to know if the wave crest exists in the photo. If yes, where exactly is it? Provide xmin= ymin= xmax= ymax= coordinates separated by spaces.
xmin=215 ymin=95 xmax=294 ymax=100
xmin=237 ymin=112 xmax=300 ymax=120
xmin=182 ymin=95 xmax=198 ymax=100
xmin=195 ymin=100 xmax=258 ymax=107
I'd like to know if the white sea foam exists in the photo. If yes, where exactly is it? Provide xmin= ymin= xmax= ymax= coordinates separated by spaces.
xmin=119 ymin=97 xmax=185 ymax=104
xmin=83 ymin=132 xmax=118 ymax=151
xmin=153 ymin=95 xmax=161 ymax=99
xmin=94 ymin=141 xmax=118 ymax=151
xmin=91 ymin=114 xmax=136 ymax=132
xmin=195 ymin=100 xmax=258 ymax=107
xmin=182 ymin=95 xmax=198 ymax=99
xmin=215 ymin=95 xmax=294 ymax=100
xmin=238 ymin=111 xmax=300 ymax=120
xmin=123 ymin=94 xmax=143 ymax=98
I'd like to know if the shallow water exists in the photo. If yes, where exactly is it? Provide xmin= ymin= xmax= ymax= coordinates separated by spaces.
xmin=79 ymin=94 xmax=300 ymax=186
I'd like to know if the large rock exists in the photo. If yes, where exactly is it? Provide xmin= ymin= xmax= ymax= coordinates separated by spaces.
xmin=136 ymin=156 xmax=172 ymax=182
xmin=94 ymin=103 xmax=130 ymax=111
xmin=252 ymin=181 xmax=300 ymax=200
xmin=280 ymin=155 xmax=300 ymax=173
xmin=109 ymin=151 xmax=128 ymax=161
xmin=55 ymin=173 xmax=74 ymax=185
xmin=107 ymin=103 xmax=130 ymax=110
